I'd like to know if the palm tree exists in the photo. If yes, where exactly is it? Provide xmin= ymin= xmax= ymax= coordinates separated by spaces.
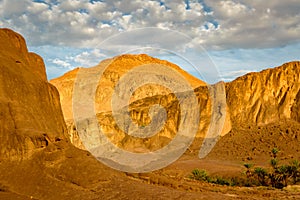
xmin=278 ymin=165 xmax=289 ymax=187
xmin=269 ymin=158 xmax=280 ymax=188
xmin=254 ymin=167 xmax=268 ymax=186
xmin=270 ymin=158 xmax=278 ymax=169
xmin=271 ymin=147 xmax=279 ymax=159
xmin=289 ymin=160 xmax=300 ymax=184
xmin=244 ymin=163 xmax=254 ymax=178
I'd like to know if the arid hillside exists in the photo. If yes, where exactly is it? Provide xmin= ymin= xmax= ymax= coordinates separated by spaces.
xmin=50 ymin=54 xmax=211 ymax=150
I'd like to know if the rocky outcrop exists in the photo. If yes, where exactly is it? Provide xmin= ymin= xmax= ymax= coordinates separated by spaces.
xmin=0 ymin=28 xmax=67 ymax=160
xmin=52 ymin=51 xmax=299 ymax=153
xmin=226 ymin=61 xmax=300 ymax=126
xmin=51 ymin=54 xmax=207 ymax=151
xmin=51 ymin=54 xmax=205 ymax=120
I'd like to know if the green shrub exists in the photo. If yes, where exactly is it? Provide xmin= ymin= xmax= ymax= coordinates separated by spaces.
xmin=189 ymin=169 xmax=208 ymax=181
xmin=189 ymin=149 xmax=300 ymax=189
xmin=254 ymin=167 xmax=268 ymax=186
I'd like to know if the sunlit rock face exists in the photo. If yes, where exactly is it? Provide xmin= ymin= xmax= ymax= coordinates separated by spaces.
xmin=226 ymin=61 xmax=300 ymax=126
xmin=0 ymin=28 xmax=67 ymax=160
xmin=51 ymin=54 xmax=209 ymax=151
xmin=52 ymin=51 xmax=299 ymax=153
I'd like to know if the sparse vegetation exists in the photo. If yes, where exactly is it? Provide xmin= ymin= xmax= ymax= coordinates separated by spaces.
xmin=190 ymin=148 xmax=300 ymax=189
xmin=189 ymin=169 xmax=240 ymax=186
xmin=189 ymin=169 xmax=208 ymax=181
xmin=242 ymin=148 xmax=300 ymax=189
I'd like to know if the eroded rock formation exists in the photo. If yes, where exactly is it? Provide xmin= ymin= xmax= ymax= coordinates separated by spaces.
xmin=51 ymin=54 xmax=208 ymax=151
xmin=52 ymin=52 xmax=299 ymax=153
xmin=226 ymin=61 xmax=300 ymax=126
xmin=0 ymin=28 xmax=67 ymax=160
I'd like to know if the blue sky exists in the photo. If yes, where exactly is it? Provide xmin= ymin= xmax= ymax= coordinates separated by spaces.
xmin=1 ymin=0 xmax=299 ymax=82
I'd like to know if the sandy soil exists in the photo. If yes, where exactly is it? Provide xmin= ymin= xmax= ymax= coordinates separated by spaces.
xmin=1 ymin=121 xmax=300 ymax=199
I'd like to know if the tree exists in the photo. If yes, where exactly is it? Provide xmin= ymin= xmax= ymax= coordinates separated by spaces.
xmin=278 ymin=165 xmax=289 ymax=187
xmin=289 ymin=160 xmax=300 ymax=184
xmin=254 ymin=167 xmax=268 ymax=186
xmin=270 ymin=158 xmax=278 ymax=169
xmin=271 ymin=147 xmax=279 ymax=158
xmin=244 ymin=163 xmax=254 ymax=178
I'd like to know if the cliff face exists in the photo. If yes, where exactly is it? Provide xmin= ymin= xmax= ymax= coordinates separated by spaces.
xmin=0 ymin=28 xmax=67 ymax=160
xmin=51 ymin=51 xmax=299 ymax=152
xmin=226 ymin=61 xmax=300 ymax=126
xmin=51 ymin=54 xmax=205 ymax=120
xmin=51 ymin=54 xmax=207 ymax=151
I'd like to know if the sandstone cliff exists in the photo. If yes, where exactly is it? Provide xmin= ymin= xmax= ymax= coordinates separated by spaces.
xmin=51 ymin=54 xmax=205 ymax=120
xmin=226 ymin=61 xmax=300 ymax=126
xmin=51 ymin=54 xmax=207 ymax=151
xmin=51 ymin=53 xmax=299 ymax=154
xmin=0 ymin=28 xmax=67 ymax=160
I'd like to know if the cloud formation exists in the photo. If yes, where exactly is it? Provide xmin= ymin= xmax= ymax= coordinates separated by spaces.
xmin=1 ymin=0 xmax=299 ymax=81
xmin=1 ymin=0 xmax=299 ymax=49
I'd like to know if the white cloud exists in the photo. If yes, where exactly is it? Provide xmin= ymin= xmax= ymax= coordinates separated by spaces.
xmin=72 ymin=49 xmax=107 ymax=67
xmin=1 ymin=0 xmax=300 ymax=82
xmin=0 ymin=0 xmax=299 ymax=50
xmin=51 ymin=58 xmax=72 ymax=68
xmin=221 ymin=69 xmax=255 ymax=82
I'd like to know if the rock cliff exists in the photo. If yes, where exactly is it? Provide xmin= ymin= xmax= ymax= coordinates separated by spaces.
xmin=226 ymin=61 xmax=300 ymax=126
xmin=51 ymin=54 xmax=207 ymax=151
xmin=51 ymin=52 xmax=299 ymax=153
xmin=0 ymin=28 xmax=67 ymax=160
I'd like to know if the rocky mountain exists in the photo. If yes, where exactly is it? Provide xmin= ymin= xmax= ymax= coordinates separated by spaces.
xmin=0 ymin=28 xmax=67 ymax=160
xmin=226 ymin=61 xmax=300 ymax=126
xmin=51 ymin=54 xmax=205 ymax=120
xmin=52 ymin=55 xmax=300 ymax=154
xmin=203 ymin=61 xmax=300 ymax=162
xmin=50 ymin=54 xmax=208 ymax=151
xmin=0 ymin=28 xmax=129 ymax=200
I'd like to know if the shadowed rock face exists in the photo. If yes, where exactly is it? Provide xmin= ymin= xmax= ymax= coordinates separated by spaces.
xmin=0 ymin=28 xmax=67 ymax=160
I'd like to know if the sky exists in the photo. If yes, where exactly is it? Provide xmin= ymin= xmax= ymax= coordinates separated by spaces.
xmin=0 ymin=0 xmax=299 ymax=83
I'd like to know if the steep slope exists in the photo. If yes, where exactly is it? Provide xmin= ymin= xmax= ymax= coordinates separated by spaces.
xmin=0 ymin=28 xmax=67 ymax=160
xmin=226 ymin=61 xmax=300 ymax=126
xmin=51 ymin=54 xmax=205 ymax=120
xmin=51 ymin=47 xmax=299 ymax=157
xmin=51 ymin=54 xmax=208 ymax=150
xmin=205 ymin=61 xmax=300 ymax=162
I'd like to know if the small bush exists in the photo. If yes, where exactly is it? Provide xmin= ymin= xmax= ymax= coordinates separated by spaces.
xmin=213 ymin=177 xmax=231 ymax=186
xmin=190 ymin=169 xmax=235 ymax=186
xmin=189 ymin=149 xmax=300 ymax=189
xmin=189 ymin=169 xmax=208 ymax=181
